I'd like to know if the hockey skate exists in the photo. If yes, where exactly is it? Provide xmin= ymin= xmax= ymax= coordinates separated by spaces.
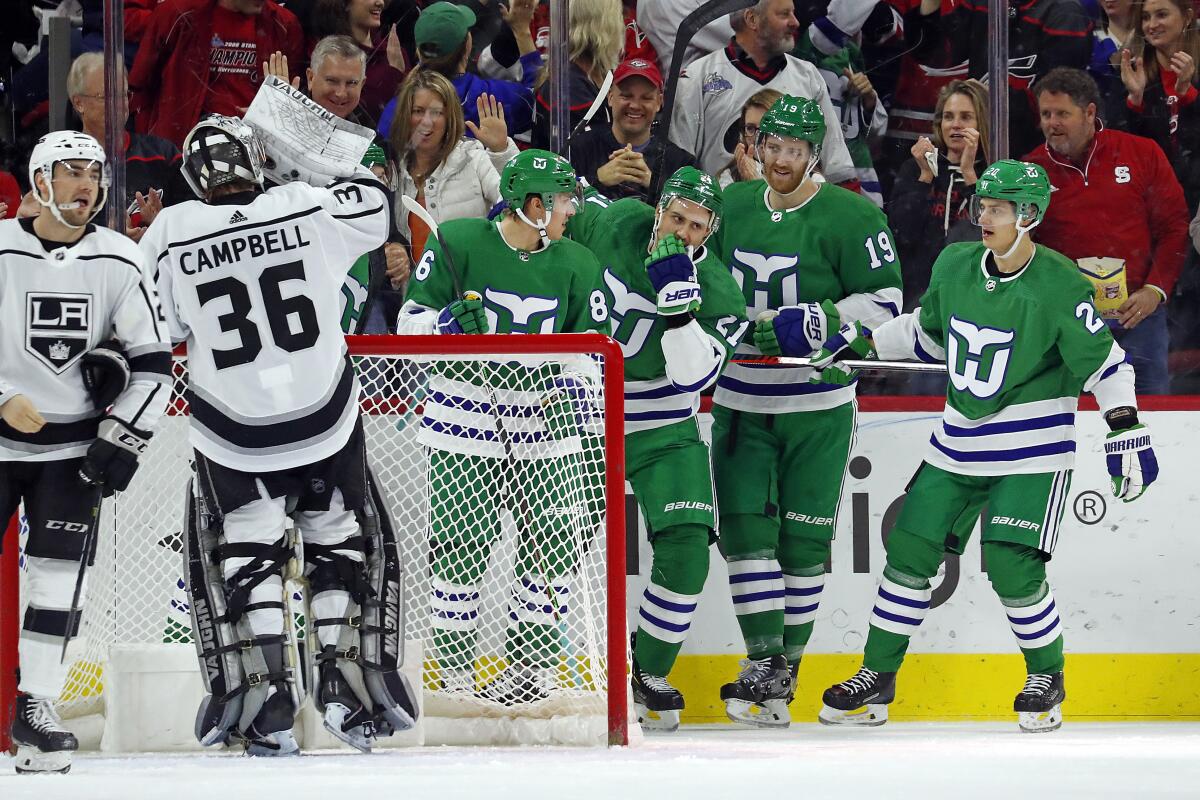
xmin=720 ymin=655 xmax=794 ymax=728
xmin=632 ymin=662 xmax=684 ymax=733
xmin=238 ymin=689 xmax=301 ymax=757
xmin=1014 ymin=672 xmax=1065 ymax=733
xmin=318 ymin=651 xmax=375 ymax=752
xmin=11 ymin=694 xmax=77 ymax=774
xmin=478 ymin=663 xmax=554 ymax=706
xmin=818 ymin=666 xmax=896 ymax=727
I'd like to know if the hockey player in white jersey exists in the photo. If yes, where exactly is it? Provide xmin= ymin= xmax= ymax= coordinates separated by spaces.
xmin=1 ymin=131 xmax=171 ymax=774
xmin=144 ymin=115 xmax=417 ymax=755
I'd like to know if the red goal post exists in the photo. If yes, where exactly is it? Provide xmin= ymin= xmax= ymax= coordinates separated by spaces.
xmin=0 ymin=334 xmax=627 ymax=750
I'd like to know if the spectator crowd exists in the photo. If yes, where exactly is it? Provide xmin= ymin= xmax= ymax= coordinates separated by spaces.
xmin=5 ymin=0 xmax=1200 ymax=389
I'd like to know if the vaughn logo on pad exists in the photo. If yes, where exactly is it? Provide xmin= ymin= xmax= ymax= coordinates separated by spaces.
xmin=26 ymin=292 xmax=91 ymax=373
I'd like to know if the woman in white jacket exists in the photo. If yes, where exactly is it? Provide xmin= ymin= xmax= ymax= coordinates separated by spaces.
xmin=386 ymin=68 xmax=519 ymax=278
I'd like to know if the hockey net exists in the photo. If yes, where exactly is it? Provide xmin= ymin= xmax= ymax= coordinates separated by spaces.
xmin=0 ymin=334 xmax=627 ymax=750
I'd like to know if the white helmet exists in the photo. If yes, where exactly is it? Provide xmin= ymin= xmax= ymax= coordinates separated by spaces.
xmin=181 ymin=115 xmax=266 ymax=199
xmin=28 ymin=130 xmax=110 ymax=229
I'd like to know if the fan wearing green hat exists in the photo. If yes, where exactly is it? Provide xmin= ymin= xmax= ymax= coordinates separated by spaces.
xmin=704 ymin=94 xmax=903 ymax=728
xmin=397 ymin=150 xmax=611 ymax=705
xmin=564 ymin=166 xmax=748 ymax=731
xmin=813 ymin=159 xmax=1156 ymax=733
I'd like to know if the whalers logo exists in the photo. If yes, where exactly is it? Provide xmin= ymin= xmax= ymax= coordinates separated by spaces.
xmin=482 ymin=288 xmax=560 ymax=334
xmin=26 ymin=293 xmax=91 ymax=373
xmin=946 ymin=316 xmax=1015 ymax=399
xmin=603 ymin=268 xmax=659 ymax=357
xmin=729 ymin=250 xmax=799 ymax=314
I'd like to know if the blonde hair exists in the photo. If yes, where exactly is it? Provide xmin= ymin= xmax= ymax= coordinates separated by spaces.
xmin=68 ymin=51 xmax=107 ymax=98
xmin=1129 ymin=0 xmax=1200 ymax=82
xmin=930 ymin=80 xmax=991 ymax=164
xmin=388 ymin=68 xmax=465 ymax=176
xmin=743 ymin=88 xmax=783 ymax=121
xmin=569 ymin=0 xmax=625 ymax=86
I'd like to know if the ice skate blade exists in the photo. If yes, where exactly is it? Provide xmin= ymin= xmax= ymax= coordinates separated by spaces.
xmin=14 ymin=746 xmax=71 ymax=774
xmin=635 ymin=702 xmax=680 ymax=733
xmin=323 ymin=703 xmax=374 ymax=753
xmin=817 ymin=702 xmax=888 ymax=727
xmin=245 ymin=729 xmax=301 ymax=757
xmin=724 ymin=698 xmax=791 ymax=729
xmin=1018 ymin=705 xmax=1063 ymax=733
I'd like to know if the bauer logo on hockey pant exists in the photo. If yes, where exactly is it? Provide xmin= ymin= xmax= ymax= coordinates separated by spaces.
xmin=26 ymin=293 xmax=91 ymax=373
xmin=946 ymin=316 xmax=1015 ymax=399
xmin=989 ymin=515 xmax=1041 ymax=532
xmin=784 ymin=511 xmax=834 ymax=526
xmin=663 ymin=501 xmax=714 ymax=513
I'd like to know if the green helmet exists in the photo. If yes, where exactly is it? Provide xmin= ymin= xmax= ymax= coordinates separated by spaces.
xmin=975 ymin=159 xmax=1051 ymax=224
xmin=657 ymin=166 xmax=723 ymax=236
xmin=499 ymin=148 xmax=578 ymax=210
xmin=758 ymin=95 xmax=826 ymax=149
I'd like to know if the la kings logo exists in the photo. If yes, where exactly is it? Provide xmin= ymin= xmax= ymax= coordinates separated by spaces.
xmin=729 ymin=250 xmax=799 ymax=313
xmin=483 ymin=288 xmax=560 ymax=334
xmin=26 ymin=293 xmax=91 ymax=373
xmin=946 ymin=315 xmax=1015 ymax=399
xmin=603 ymin=268 xmax=658 ymax=357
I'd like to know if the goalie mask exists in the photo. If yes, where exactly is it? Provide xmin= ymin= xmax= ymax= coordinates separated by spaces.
xmin=182 ymin=115 xmax=266 ymax=199
xmin=28 ymin=131 xmax=110 ymax=230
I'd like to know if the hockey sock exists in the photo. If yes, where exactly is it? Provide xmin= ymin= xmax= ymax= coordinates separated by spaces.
xmin=429 ymin=576 xmax=482 ymax=673
xmin=721 ymin=514 xmax=785 ymax=658
xmin=17 ymin=557 xmax=80 ymax=698
xmin=635 ymin=523 xmax=708 ymax=676
xmin=984 ymin=542 xmax=1064 ymax=674
xmin=504 ymin=574 xmax=572 ymax=669
xmin=779 ymin=536 xmax=832 ymax=664
xmin=863 ymin=528 xmax=943 ymax=672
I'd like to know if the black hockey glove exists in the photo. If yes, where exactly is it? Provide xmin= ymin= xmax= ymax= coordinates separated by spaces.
xmin=80 ymin=340 xmax=130 ymax=411
xmin=80 ymin=417 xmax=152 ymax=497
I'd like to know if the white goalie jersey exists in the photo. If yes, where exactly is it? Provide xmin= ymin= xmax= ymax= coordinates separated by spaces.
xmin=0 ymin=219 xmax=171 ymax=461
xmin=143 ymin=171 xmax=389 ymax=472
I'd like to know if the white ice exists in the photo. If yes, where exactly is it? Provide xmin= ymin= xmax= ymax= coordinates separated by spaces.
xmin=3 ymin=723 xmax=1198 ymax=799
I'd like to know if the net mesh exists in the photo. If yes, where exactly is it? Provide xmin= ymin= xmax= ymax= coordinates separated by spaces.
xmin=13 ymin=341 xmax=616 ymax=743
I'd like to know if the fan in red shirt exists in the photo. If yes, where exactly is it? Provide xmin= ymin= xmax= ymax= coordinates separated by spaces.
xmin=1025 ymin=67 xmax=1189 ymax=394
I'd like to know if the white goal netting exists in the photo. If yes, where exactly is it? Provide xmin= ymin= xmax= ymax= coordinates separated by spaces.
xmin=7 ymin=336 xmax=626 ymax=748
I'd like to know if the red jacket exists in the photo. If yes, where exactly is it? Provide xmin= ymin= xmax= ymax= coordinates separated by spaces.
xmin=130 ymin=0 xmax=304 ymax=147
xmin=1023 ymin=127 xmax=1189 ymax=299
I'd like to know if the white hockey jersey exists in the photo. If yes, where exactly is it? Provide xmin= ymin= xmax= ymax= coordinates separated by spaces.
xmin=143 ymin=171 xmax=389 ymax=472
xmin=0 ymin=219 xmax=171 ymax=461
xmin=670 ymin=44 xmax=857 ymax=184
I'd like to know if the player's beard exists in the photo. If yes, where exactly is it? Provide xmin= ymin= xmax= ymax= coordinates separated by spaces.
xmin=764 ymin=163 xmax=806 ymax=197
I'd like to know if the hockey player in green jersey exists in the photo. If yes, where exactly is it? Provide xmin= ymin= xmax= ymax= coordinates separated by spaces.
xmin=566 ymin=167 xmax=749 ymax=730
xmin=398 ymin=150 xmax=611 ymax=706
xmin=814 ymin=160 xmax=1159 ymax=732
xmin=709 ymin=95 xmax=903 ymax=727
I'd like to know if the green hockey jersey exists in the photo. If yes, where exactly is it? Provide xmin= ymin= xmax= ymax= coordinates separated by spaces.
xmin=873 ymin=241 xmax=1131 ymax=476
xmin=711 ymin=180 xmax=903 ymax=414
xmin=567 ymin=194 xmax=749 ymax=433
xmin=399 ymin=217 xmax=609 ymax=459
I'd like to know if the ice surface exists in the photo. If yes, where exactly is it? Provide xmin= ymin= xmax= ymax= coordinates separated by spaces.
xmin=2 ymin=723 xmax=1198 ymax=799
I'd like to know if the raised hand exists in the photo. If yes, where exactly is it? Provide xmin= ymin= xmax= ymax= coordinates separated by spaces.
xmin=466 ymin=93 xmax=510 ymax=153
xmin=910 ymin=136 xmax=937 ymax=182
xmin=958 ymin=127 xmax=980 ymax=182
xmin=1120 ymin=49 xmax=1148 ymax=105
xmin=1170 ymin=50 xmax=1196 ymax=94
xmin=263 ymin=51 xmax=299 ymax=89
xmin=844 ymin=67 xmax=877 ymax=114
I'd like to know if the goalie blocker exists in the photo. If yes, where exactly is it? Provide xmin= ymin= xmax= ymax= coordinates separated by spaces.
xmin=183 ymin=437 xmax=417 ymax=754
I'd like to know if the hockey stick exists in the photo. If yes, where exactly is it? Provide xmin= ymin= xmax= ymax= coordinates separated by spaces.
xmin=734 ymin=355 xmax=948 ymax=373
xmin=565 ymin=69 xmax=613 ymax=158
xmin=400 ymin=195 xmax=465 ymax=299
xmin=649 ymin=0 xmax=758 ymax=197
xmin=60 ymin=500 xmax=102 ymax=662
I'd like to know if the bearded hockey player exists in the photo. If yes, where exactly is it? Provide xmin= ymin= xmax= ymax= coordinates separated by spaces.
xmin=710 ymin=95 xmax=903 ymax=727
xmin=397 ymin=149 xmax=610 ymax=705
xmin=564 ymin=167 xmax=747 ymax=730
xmin=814 ymin=160 xmax=1158 ymax=733
xmin=1 ymin=131 xmax=170 ymax=774
xmin=144 ymin=115 xmax=417 ymax=755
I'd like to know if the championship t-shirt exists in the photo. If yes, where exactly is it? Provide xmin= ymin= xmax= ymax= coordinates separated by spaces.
xmin=205 ymin=6 xmax=259 ymax=117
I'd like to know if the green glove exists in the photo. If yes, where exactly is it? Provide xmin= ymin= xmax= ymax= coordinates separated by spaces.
xmin=808 ymin=322 xmax=876 ymax=385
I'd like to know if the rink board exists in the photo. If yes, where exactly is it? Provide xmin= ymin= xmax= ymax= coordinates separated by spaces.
xmin=624 ymin=402 xmax=1200 ymax=722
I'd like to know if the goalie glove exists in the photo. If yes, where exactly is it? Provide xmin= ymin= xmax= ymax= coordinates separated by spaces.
xmin=808 ymin=322 xmax=876 ymax=386
xmin=436 ymin=291 xmax=489 ymax=335
xmin=645 ymin=234 xmax=702 ymax=317
xmin=80 ymin=339 xmax=131 ymax=411
xmin=753 ymin=300 xmax=841 ymax=357
xmin=1103 ymin=408 xmax=1158 ymax=503
xmin=80 ymin=417 xmax=152 ymax=497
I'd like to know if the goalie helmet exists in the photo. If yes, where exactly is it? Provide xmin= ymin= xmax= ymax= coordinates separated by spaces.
xmin=181 ymin=115 xmax=266 ymax=199
xmin=653 ymin=166 xmax=724 ymax=248
xmin=757 ymin=95 xmax=825 ymax=182
xmin=28 ymin=130 xmax=110 ymax=229
xmin=498 ymin=149 xmax=579 ymax=247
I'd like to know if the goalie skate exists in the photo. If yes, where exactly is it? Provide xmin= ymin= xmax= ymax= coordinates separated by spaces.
xmin=720 ymin=655 xmax=794 ymax=728
xmin=818 ymin=666 xmax=895 ymax=727
xmin=1015 ymin=672 xmax=1065 ymax=733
